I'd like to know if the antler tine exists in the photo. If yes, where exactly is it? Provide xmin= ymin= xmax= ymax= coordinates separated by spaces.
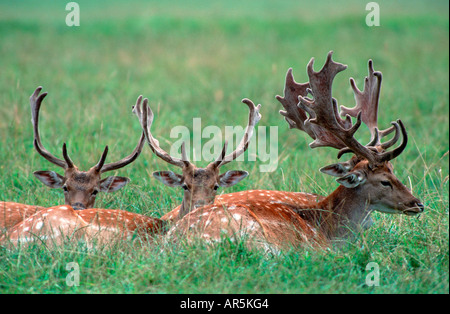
xmin=378 ymin=120 xmax=408 ymax=162
xmin=276 ymin=68 xmax=312 ymax=134
xmin=99 ymin=96 xmax=146 ymax=173
xmin=30 ymin=87 xmax=68 ymax=169
xmin=339 ymin=120 xmax=406 ymax=162
xmin=94 ymin=146 xmax=109 ymax=172
xmin=180 ymin=141 xmax=190 ymax=165
xmin=340 ymin=59 xmax=382 ymax=137
xmin=62 ymin=143 xmax=75 ymax=169
xmin=212 ymin=98 xmax=261 ymax=168
xmin=99 ymin=132 xmax=145 ymax=173
xmin=209 ymin=140 xmax=228 ymax=168
xmin=337 ymin=121 xmax=395 ymax=158
xmin=336 ymin=123 xmax=395 ymax=159
xmin=132 ymin=97 xmax=189 ymax=168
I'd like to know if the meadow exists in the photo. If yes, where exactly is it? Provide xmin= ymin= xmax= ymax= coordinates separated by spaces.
xmin=0 ymin=0 xmax=448 ymax=294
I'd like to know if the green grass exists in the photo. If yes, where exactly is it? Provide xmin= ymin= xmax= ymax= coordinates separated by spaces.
xmin=0 ymin=0 xmax=448 ymax=294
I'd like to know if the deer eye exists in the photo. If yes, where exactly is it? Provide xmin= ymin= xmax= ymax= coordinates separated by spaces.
xmin=213 ymin=184 xmax=220 ymax=191
xmin=181 ymin=184 xmax=189 ymax=191
xmin=381 ymin=181 xmax=392 ymax=188
xmin=91 ymin=189 xmax=99 ymax=196
xmin=62 ymin=186 xmax=68 ymax=192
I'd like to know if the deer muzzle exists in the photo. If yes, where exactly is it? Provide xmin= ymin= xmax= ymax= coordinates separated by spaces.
xmin=72 ymin=202 xmax=87 ymax=210
xmin=403 ymin=201 xmax=424 ymax=216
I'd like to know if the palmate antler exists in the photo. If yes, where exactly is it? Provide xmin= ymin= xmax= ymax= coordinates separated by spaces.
xmin=277 ymin=52 xmax=407 ymax=167
xmin=277 ymin=68 xmax=350 ymax=149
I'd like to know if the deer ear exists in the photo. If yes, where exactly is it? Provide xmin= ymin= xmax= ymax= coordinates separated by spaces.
xmin=320 ymin=162 xmax=353 ymax=177
xmin=34 ymin=171 xmax=65 ymax=188
xmin=153 ymin=171 xmax=183 ymax=187
xmin=219 ymin=170 xmax=249 ymax=187
xmin=336 ymin=170 xmax=367 ymax=188
xmin=100 ymin=176 xmax=130 ymax=192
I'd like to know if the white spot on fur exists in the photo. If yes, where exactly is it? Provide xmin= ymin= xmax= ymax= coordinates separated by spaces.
xmin=59 ymin=218 xmax=70 ymax=224
xmin=35 ymin=221 xmax=43 ymax=230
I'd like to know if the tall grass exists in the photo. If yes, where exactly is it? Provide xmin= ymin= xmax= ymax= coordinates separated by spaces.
xmin=0 ymin=0 xmax=448 ymax=293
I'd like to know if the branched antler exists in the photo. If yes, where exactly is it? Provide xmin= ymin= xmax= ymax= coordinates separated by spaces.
xmin=30 ymin=87 xmax=68 ymax=169
xmin=278 ymin=52 xmax=408 ymax=167
xmin=99 ymin=96 xmax=146 ymax=173
xmin=276 ymin=62 xmax=351 ymax=149
xmin=30 ymin=87 xmax=145 ymax=172
xmin=212 ymin=98 xmax=262 ymax=168
xmin=133 ymin=97 xmax=190 ymax=169
xmin=133 ymin=97 xmax=261 ymax=169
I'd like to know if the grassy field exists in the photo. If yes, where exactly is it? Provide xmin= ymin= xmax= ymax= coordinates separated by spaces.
xmin=0 ymin=0 xmax=448 ymax=294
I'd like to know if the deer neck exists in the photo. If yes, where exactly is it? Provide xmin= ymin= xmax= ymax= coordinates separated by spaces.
xmin=178 ymin=198 xmax=194 ymax=219
xmin=317 ymin=185 xmax=374 ymax=242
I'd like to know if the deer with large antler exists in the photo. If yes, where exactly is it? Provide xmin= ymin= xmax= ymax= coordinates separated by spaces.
xmin=165 ymin=52 xmax=424 ymax=250
xmin=132 ymin=96 xmax=261 ymax=220
xmin=1 ymin=87 xmax=146 ymax=233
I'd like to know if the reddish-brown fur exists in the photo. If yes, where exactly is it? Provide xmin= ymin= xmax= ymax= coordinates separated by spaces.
xmin=1 ymin=205 xmax=164 ymax=247
xmin=0 ymin=202 xmax=44 ymax=232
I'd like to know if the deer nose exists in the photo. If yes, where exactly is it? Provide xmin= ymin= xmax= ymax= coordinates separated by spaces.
xmin=404 ymin=201 xmax=424 ymax=215
xmin=416 ymin=203 xmax=425 ymax=213
xmin=72 ymin=203 xmax=86 ymax=210
xmin=194 ymin=200 xmax=210 ymax=208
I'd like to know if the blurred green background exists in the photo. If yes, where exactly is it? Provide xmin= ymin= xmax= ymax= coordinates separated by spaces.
xmin=0 ymin=0 xmax=448 ymax=293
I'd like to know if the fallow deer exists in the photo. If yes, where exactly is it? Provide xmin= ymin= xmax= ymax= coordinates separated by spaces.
xmin=30 ymin=87 xmax=146 ymax=210
xmin=0 ymin=202 xmax=45 ymax=234
xmin=0 ymin=94 xmax=262 ymax=247
xmin=166 ymin=52 xmax=424 ymax=250
xmin=1 ymin=88 xmax=146 ymax=232
xmin=132 ymin=96 xmax=261 ymax=220
xmin=1 ymin=204 xmax=164 ymax=248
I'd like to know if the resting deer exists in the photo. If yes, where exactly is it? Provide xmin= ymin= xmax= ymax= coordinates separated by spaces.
xmin=166 ymin=52 xmax=424 ymax=250
xmin=1 ymin=87 xmax=145 ymax=232
xmin=132 ymin=96 xmax=261 ymax=220
xmin=1 ymin=95 xmax=261 ymax=247
xmin=31 ymin=87 xmax=146 ymax=210
xmin=0 ymin=202 xmax=46 ymax=234
xmin=1 ymin=204 xmax=164 ymax=248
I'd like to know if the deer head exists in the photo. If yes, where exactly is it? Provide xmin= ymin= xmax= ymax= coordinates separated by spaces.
xmin=133 ymin=96 xmax=261 ymax=219
xmin=278 ymin=52 xmax=424 ymax=219
xmin=30 ymin=87 xmax=146 ymax=210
